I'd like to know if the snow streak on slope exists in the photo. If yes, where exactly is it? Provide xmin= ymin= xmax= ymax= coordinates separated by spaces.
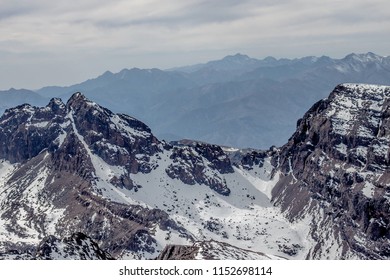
xmin=68 ymin=110 xmax=141 ymax=206
xmin=234 ymin=158 xmax=280 ymax=200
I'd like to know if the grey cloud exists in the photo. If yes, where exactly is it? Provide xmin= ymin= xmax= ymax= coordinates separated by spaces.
xmin=88 ymin=0 xmax=267 ymax=30
xmin=1 ymin=0 xmax=390 ymax=89
xmin=0 ymin=4 xmax=39 ymax=21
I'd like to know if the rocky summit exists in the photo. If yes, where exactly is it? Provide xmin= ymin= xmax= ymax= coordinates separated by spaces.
xmin=272 ymin=84 xmax=390 ymax=259
xmin=0 ymin=84 xmax=390 ymax=260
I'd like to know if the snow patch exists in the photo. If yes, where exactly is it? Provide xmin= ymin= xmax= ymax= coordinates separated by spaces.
xmin=362 ymin=182 xmax=375 ymax=198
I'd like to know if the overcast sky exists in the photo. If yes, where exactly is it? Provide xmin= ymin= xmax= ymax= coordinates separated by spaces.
xmin=1 ymin=0 xmax=390 ymax=90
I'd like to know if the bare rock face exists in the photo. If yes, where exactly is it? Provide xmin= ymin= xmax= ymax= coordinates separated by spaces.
xmin=66 ymin=93 xmax=162 ymax=173
xmin=166 ymin=145 xmax=231 ymax=196
xmin=0 ymin=100 xmax=66 ymax=163
xmin=35 ymin=232 xmax=115 ymax=260
xmin=155 ymin=244 xmax=199 ymax=260
xmin=156 ymin=241 xmax=283 ymax=260
xmin=272 ymin=84 xmax=390 ymax=259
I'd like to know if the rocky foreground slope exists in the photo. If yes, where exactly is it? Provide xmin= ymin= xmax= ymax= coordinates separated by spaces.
xmin=0 ymin=84 xmax=389 ymax=259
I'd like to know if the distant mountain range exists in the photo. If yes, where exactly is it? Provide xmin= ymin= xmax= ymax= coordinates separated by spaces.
xmin=0 ymin=88 xmax=47 ymax=115
xmin=2 ymin=52 xmax=390 ymax=149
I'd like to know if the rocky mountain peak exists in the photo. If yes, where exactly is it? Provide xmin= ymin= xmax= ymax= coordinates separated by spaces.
xmin=223 ymin=53 xmax=251 ymax=62
xmin=276 ymin=83 xmax=390 ymax=178
xmin=47 ymin=97 xmax=65 ymax=113
xmin=285 ymin=83 xmax=390 ymax=151
xmin=66 ymin=92 xmax=93 ymax=110
xmin=343 ymin=52 xmax=385 ymax=64
xmin=271 ymin=83 xmax=390 ymax=259
xmin=68 ymin=91 xmax=86 ymax=101
xmin=0 ymin=92 xmax=244 ymax=259
xmin=327 ymin=84 xmax=390 ymax=136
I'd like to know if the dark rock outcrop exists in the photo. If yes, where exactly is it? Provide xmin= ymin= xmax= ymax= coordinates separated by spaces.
xmin=156 ymin=244 xmax=199 ymax=260
xmin=35 ymin=232 xmax=115 ymax=260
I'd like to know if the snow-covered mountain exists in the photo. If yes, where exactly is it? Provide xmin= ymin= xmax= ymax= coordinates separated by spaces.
xmin=1 ymin=83 xmax=389 ymax=260
xmin=0 ymin=92 xmax=289 ymax=260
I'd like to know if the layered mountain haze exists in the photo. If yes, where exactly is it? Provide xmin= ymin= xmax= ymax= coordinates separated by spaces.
xmin=1 ymin=84 xmax=390 ymax=259
xmin=2 ymin=52 xmax=386 ymax=149
xmin=0 ymin=88 xmax=48 ymax=116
